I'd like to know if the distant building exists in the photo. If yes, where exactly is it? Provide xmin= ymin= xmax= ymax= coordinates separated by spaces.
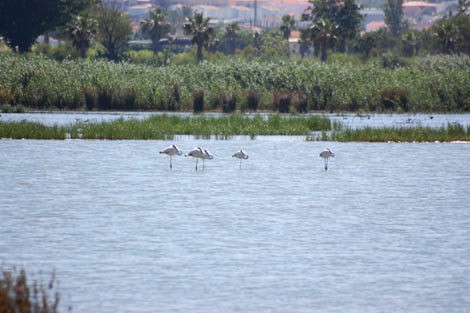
xmin=365 ymin=21 xmax=387 ymax=32
xmin=403 ymin=1 xmax=438 ymax=17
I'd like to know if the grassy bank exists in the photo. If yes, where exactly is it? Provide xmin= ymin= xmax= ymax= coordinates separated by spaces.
xmin=1 ymin=115 xmax=469 ymax=142
xmin=1 ymin=54 xmax=470 ymax=113
xmin=0 ymin=114 xmax=332 ymax=140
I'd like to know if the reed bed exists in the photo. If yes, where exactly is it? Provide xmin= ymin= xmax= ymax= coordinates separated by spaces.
xmin=2 ymin=116 xmax=469 ymax=142
xmin=0 ymin=114 xmax=332 ymax=140
xmin=325 ymin=123 xmax=470 ymax=142
xmin=1 ymin=54 xmax=470 ymax=113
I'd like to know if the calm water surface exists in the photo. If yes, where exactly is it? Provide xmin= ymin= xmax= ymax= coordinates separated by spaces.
xmin=1 ymin=138 xmax=469 ymax=313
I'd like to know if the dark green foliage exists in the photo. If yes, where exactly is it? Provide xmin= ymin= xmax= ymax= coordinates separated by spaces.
xmin=354 ymin=29 xmax=398 ymax=57
xmin=119 ymin=88 xmax=137 ymax=110
xmin=221 ymin=92 xmax=237 ymax=113
xmin=384 ymin=0 xmax=407 ymax=37
xmin=0 ymin=0 xmax=93 ymax=53
xmin=167 ymin=84 xmax=180 ymax=112
xmin=380 ymin=53 xmax=409 ymax=69
xmin=1 ymin=104 xmax=13 ymax=113
xmin=273 ymin=90 xmax=292 ymax=113
xmin=192 ymin=90 xmax=204 ymax=113
xmin=140 ymin=7 xmax=171 ymax=53
xmin=429 ymin=14 xmax=470 ymax=54
xmin=292 ymin=91 xmax=309 ymax=113
xmin=96 ymin=4 xmax=133 ymax=60
xmin=305 ymin=0 xmax=363 ymax=53
xmin=380 ymin=88 xmax=409 ymax=111
xmin=83 ymin=87 xmax=96 ymax=111
xmin=245 ymin=90 xmax=260 ymax=111
xmin=97 ymin=87 xmax=114 ymax=111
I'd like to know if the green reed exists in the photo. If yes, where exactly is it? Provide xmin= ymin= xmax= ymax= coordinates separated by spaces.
xmin=1 ymin=54 xmax=470 ymax=113
xmin=326 ymin=123 xmax=470 ymax=142
xmin=0 ymin=114 xmax=332 ymax=140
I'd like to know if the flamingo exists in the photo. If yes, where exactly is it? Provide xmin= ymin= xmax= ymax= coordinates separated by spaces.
xmin=185 ymin=147 xmax=206 ymax=171
xmin=319 ymin=148 xmax=335 ymax=170
xmin=160 ymin=144 xmax=183 ymax=169
xmin=232 ymin=149 xmax=249 ymax=169
xmin=201 ymin=149 xmax=214 ymax=169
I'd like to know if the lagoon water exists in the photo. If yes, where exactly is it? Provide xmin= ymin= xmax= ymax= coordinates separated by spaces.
xmin=2 ymin=111 xmax=470 ymax=129
xmin=1 ymin=138 xmax=470 ymax=313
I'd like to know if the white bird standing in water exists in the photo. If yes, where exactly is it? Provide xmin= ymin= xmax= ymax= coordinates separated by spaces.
xmin=185 ymin=147 xmax=213 ymax=171
xmin=319 ymin=148 xmax=335 ymax=170
xmin=201 ymin=149 xmax=214 ymax=169
xmin=232 ymin=149 xmax=249 ymax=169
xmin=160 ymin=144 xmax=183 ymax=169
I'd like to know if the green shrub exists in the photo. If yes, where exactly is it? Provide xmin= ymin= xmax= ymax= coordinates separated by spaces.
xmin=0 ymin=88 xmax=13 ymax=105
xmin=14 ymin=104 xmax=25 ymax=113
xmin=1 ymin=103 xmax=12 ymax=113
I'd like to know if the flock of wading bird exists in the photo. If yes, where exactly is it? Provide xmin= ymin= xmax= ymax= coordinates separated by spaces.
xmin=160 ymin=145 xmax=336 ymax=171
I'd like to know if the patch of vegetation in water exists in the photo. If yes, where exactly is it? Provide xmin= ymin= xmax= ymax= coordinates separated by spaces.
xmin=318 ymin=123 xmax=470 ymax=142
xmin=0 ymin=114 xmax=332 ymax=140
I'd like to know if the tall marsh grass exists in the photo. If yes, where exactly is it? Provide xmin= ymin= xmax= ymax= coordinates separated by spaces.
xmin=1 ymin=54 xmax=470 ymax=112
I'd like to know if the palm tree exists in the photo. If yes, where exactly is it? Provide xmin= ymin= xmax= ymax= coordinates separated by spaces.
xmin=183 ymin=12 xmax=214 ymax=63
xmin=66 ymin=13 xmax=97 ymax=59
xmin=224 ymin=22 xmax=240 ymax=55
xmin=310 ymin=18 xmax=338 ymax=62
xmin=140 ymin=7 xmax=171 ymax=53
xmin=280 ymin=15 xmax=296 ymax=40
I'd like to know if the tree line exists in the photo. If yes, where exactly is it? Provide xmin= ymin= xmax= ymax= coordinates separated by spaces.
xmin=1 ymin=0 xmax=469 ymax=64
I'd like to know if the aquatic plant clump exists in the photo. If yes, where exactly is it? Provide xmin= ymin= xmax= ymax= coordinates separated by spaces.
xmin=1 ymin=54 xmax=470 ymax=112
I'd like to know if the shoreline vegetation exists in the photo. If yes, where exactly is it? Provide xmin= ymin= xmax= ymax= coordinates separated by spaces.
xmin=1 ymin=114 xmax=469 ymax=142
xmin=1 ymin=54 xmax=470 ymax=114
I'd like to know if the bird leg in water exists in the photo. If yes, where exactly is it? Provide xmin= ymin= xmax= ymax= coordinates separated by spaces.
xmin=170 ymin=156 xmax=172 ymax=169
xmin=240 ymin=159 xmax=242 ymax=169
xmin=325 ymin=159 xmax=328 ymax=170
xmin=196 ymin=158 xmax=198 ymax=171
